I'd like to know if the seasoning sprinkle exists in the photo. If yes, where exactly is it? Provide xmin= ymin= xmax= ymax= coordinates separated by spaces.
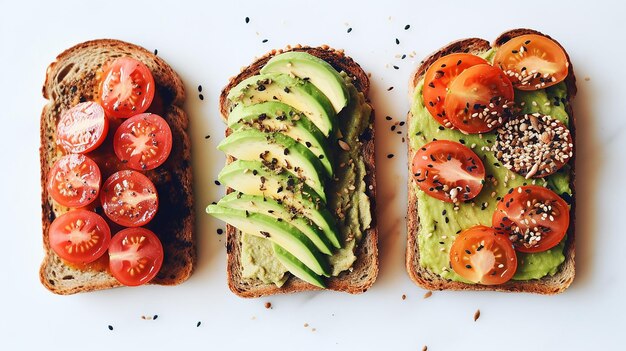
xmin=474 ymin=309 xmax=481 ymax=321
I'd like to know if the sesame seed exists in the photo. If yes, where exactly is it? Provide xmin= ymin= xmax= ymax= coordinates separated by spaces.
xmin=347 ymin=27 xmax=352 ymax=33
xmin=404 ymin=24 xmax=411 ymax=30
xmin=245 ymin=17 xmax=250 ymax=23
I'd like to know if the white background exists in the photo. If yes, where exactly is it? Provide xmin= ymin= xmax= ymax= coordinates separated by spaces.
xmin=0 ymin=0 xmax=623 ymax=350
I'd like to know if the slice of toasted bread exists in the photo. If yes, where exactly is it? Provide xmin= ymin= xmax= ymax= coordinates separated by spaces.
xmin=40 ymin=39 xmax=195 ymax=295
xmin=218 ymin=46 xmax=378 ymax=297
xmin=406 ymin=29 xmax=576 ymax=294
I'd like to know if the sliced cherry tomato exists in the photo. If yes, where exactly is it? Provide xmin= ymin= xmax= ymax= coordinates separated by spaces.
xmin=108 ymin=227 xmax=163 ymax=286
xmin=57 ymin=102 xmax=108 ymax=154
xmin=100 ymin=57 xmax=155 ymax=118
xmin=113 ymin=113 xmax=172 ymax=170
xmin=100 ymin=170 xmax=158 ymax=227
xmin=49 ymin=210 xmax=111 ymax=264
xmin=450 ymin=225 xmax=517 ymax=285
xmin=423 ymin=53 xmax=488 ymax=129
xmin=494 ymin=34 xmax=568 ymax=91
xmin=47 ymin=154 xmax=101 ymax=208
xmin=493 ymin=185 xmax=569 ymax=253
xmin=412 ymin=140 xmax=485 ymax=203
xmin=445 ymin=64 xmax=514 ymax=134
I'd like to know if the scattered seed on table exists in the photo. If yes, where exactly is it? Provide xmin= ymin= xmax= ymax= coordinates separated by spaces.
xmin=153 ymin=315 xmax=158 ymax=320
xmin=215 ymin=180 xmax=221 ymax=186
xmin=262 ymin=39 xmax=268 ymax=43
xmin=401 ymin=294 xmax=406 ymax=300
xmin=197 ymin=85 xmax=202 ymax=92
xmin=205 ymin=135 xmax=211 ymax=139
xmin=108 ymin=325 xmax=114 ymax=331
xmin=423 ymin=291 xmax=433 ymax=299
xmin=197 ymin=321 xmax=202 ymax=327
xmin=387 ymin=154 xmax=394 ymax=159
xmin=393 ymin=65 xmax=399 ymax=70
xmin=395 ymin=38 xmax=400 ymax=44
xmin=347 ymin=27 xmax=352 ymax=33
xmin=474 ymin=309 xmax=481 ymax=321
xmin=385 ymin=116 xmax=392 ymax=121
xmin=265 ymin=302 xmax=272 ymax=309
xmin=245 ymin=17 xmax=250 ymax=23
xmin=404 ymin=24 xmax=411 ymax=30
xmin=199 ymin=94 xmax=204 ymax=100
xmin=387 ymin=86 xmax=394 ymax=91
xmin=217 ymin=228 xmax=223 ymax=235
xmin=153 ymin=49 xmax=158 ymax=55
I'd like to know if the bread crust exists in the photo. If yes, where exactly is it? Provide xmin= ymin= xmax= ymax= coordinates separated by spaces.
xmin=406 ymin=29 xmax=576 ymax=294
xmin=40 ymin=39 xmax=195 ymax=295
xmin=219 ymin=45 xmax=378 ymax=297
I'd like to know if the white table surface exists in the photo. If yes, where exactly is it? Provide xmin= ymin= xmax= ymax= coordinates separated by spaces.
xmin=1 ymin=0 xmax=624 ymax=349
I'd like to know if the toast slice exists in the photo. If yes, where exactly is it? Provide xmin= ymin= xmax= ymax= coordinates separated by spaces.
xmin=40 ymin=39 xmax=195 ymax=295
xmin=218 ymin=45 xmax=378 ymax=297
xmin=406 ymin=29 xmax=576 ymax=294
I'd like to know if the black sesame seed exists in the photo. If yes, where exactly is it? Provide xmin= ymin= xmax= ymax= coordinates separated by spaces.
xmin=153 ymin=315 xmax=158 ymax=320
xmin=465 ymin=265 xmax=472 ymax=269
xmin=395 ymin=38 xmax=400 ymax=45
xmin=465 ymin=249 xmax=471 ymax=254
xmin=387 ymin=154 xmax=394 ymax=159
xmin=245 ymin=17 xmax=250 ymax=23
xmin=108 ymin=325 xmax=114 ymax=331
xmin=199 ymin=94 xmax=204 ymax=100
xmin=198 ymin=85 xmax=203 ymax=92
xmin=262 ymin=39 xmax=268 ymax=43
xmin=387 ymin=86 xmax=394 ymax=91
xmin=197 ymin=321 xmax=202 ymax=327
xmin=204 ymin=135 xmax=210 ymax=139
xmin=399 ymin=121 xmax=405 ymax=126
xmin=391 ymin=125 xmax=396 ymax=131
xmin=393 ymin=65 xmax=399 ymax=70
xmin=153 ymin=49 xmax=158 ymax=55
xmin=347 ymin=27 xmax=352 ymax=33
xmin=386 ymin=116 xmax=392 ymax=120
xmin=217 ymin=228 xmax=223 ymax=235
xmin=215 ymin=180 xmax=221 ymax=186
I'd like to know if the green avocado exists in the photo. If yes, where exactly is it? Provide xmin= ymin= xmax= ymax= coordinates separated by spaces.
xmin=227 ymin=73 xmax=336 ymax=137
xmin=409 ymin=72 xmax=571 ymax=282
xmin=228 ymin=102 xmax=333 ymax=177
xmin=217 ymin=128 xmax=327 ymax=202
xmin=272 ymin=243 xmax=326 ymax=288
xmin=260 ymin=51 xmax=350 ymax=113
xmin=206 ymin=204 xmax=330 ymax=277
xmin=218 ymin=192 xmax=334 ymax=255
xmin=218 ymin=160 xmax=341 ymax=248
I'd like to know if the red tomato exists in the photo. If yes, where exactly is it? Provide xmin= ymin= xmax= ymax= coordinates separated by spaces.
xmin=494 ymin=34 xmax=568 ymax=91
xmin=108 ymin=227 xmax=163 ymax=286
xmin=47 ymin=154 xmax=101 ymax=208
xmin=100 ymin=170 xmax=158 ymax=227
xmin=49 ymin=210 xmax=111 ymax=264
xmin=493 ymin=185 xmax=569 ymax=253
xmin=100 ymin=57 xmax=155 ymax=118
xmin=113 ymin=113 xmax=172 ymax=170
xmin=422 ymin=53 xmax=488 ymax=128
xmin=444 ymin=64 xmax=514 ymax=134
xmin=449 ymin=225 xmax=517 ymax=285
xmin=411 ymin=140 xmax=485 ymax=203
xmin=57 ymin=102 xmax=108 ymax=154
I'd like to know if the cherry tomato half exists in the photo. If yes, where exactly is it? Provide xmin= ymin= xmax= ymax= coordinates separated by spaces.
xmin=493 ymin=185 xmax=569 ymax=253
xmin=445 ymin=64 xmax=514 ymax=134
xmin=423 ymin=53 xmax=488 ymax=129
xmin=57 ymin=102 xmax=108 ymax=154
xmin=494 ymin=34 xmax=568 ymax=91
xmin=100 ymin=57 xmax=155 ymax=118
xmin=412 ymin=140 xmax=485 ymax=203
xmin=113 ymin=113 xmax=172 ymax=170
xmin=47 ymin=154 xmax=101 ymax=208
xmin=49 ymin=210 xmax=111 ymax=264
xmin=108 ymin=227 xmax=163 ymax=286
xmin=450 ymin=225 xmax=517 ymax=285
xmin=100 ymin=170 xmax=158 ymax=227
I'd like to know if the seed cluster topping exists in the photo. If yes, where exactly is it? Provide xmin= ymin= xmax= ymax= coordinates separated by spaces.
xmin=465 ymin=96 xmax=513 ymax=130
xmin=494 ymin=113 xmax=572 ymax=179
xmin=504 ymin=67 xmax=557 ymax=90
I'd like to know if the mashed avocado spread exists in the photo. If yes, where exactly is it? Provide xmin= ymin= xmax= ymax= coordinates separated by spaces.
xmin=241 ymin=74 xmax=373 ymax=285
xmin=409 ymin=49 xmax=571 ymax=282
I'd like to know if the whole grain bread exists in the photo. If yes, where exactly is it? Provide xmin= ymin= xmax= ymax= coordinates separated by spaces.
xmin=406 ymin=29 xmax=576 ymax=294
xmin=40 ymin=39 xmax=195 ymax=295
xmin=219 ymin=45 xmax=378 ymax=298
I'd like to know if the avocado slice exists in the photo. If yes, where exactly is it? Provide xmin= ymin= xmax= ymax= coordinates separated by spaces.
xmin=217 ymin=129 xmax=327 ymax=202
xmin=206 ymin=204 xmax=330 ymax=276
xmin=228 ymin=102 xmax=333 ymax=177
xmin=226 ymin=73 xmax=336 ymax=137
xmin=260 ymin=51 xmax=349 ymax=114
xmin=218 ymin=192 xmax=334 ymax=255
xmin=218 ymin=160 xmax=341 ymax=248
xmin=272 ymin=243 xmax=326 ymax=288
